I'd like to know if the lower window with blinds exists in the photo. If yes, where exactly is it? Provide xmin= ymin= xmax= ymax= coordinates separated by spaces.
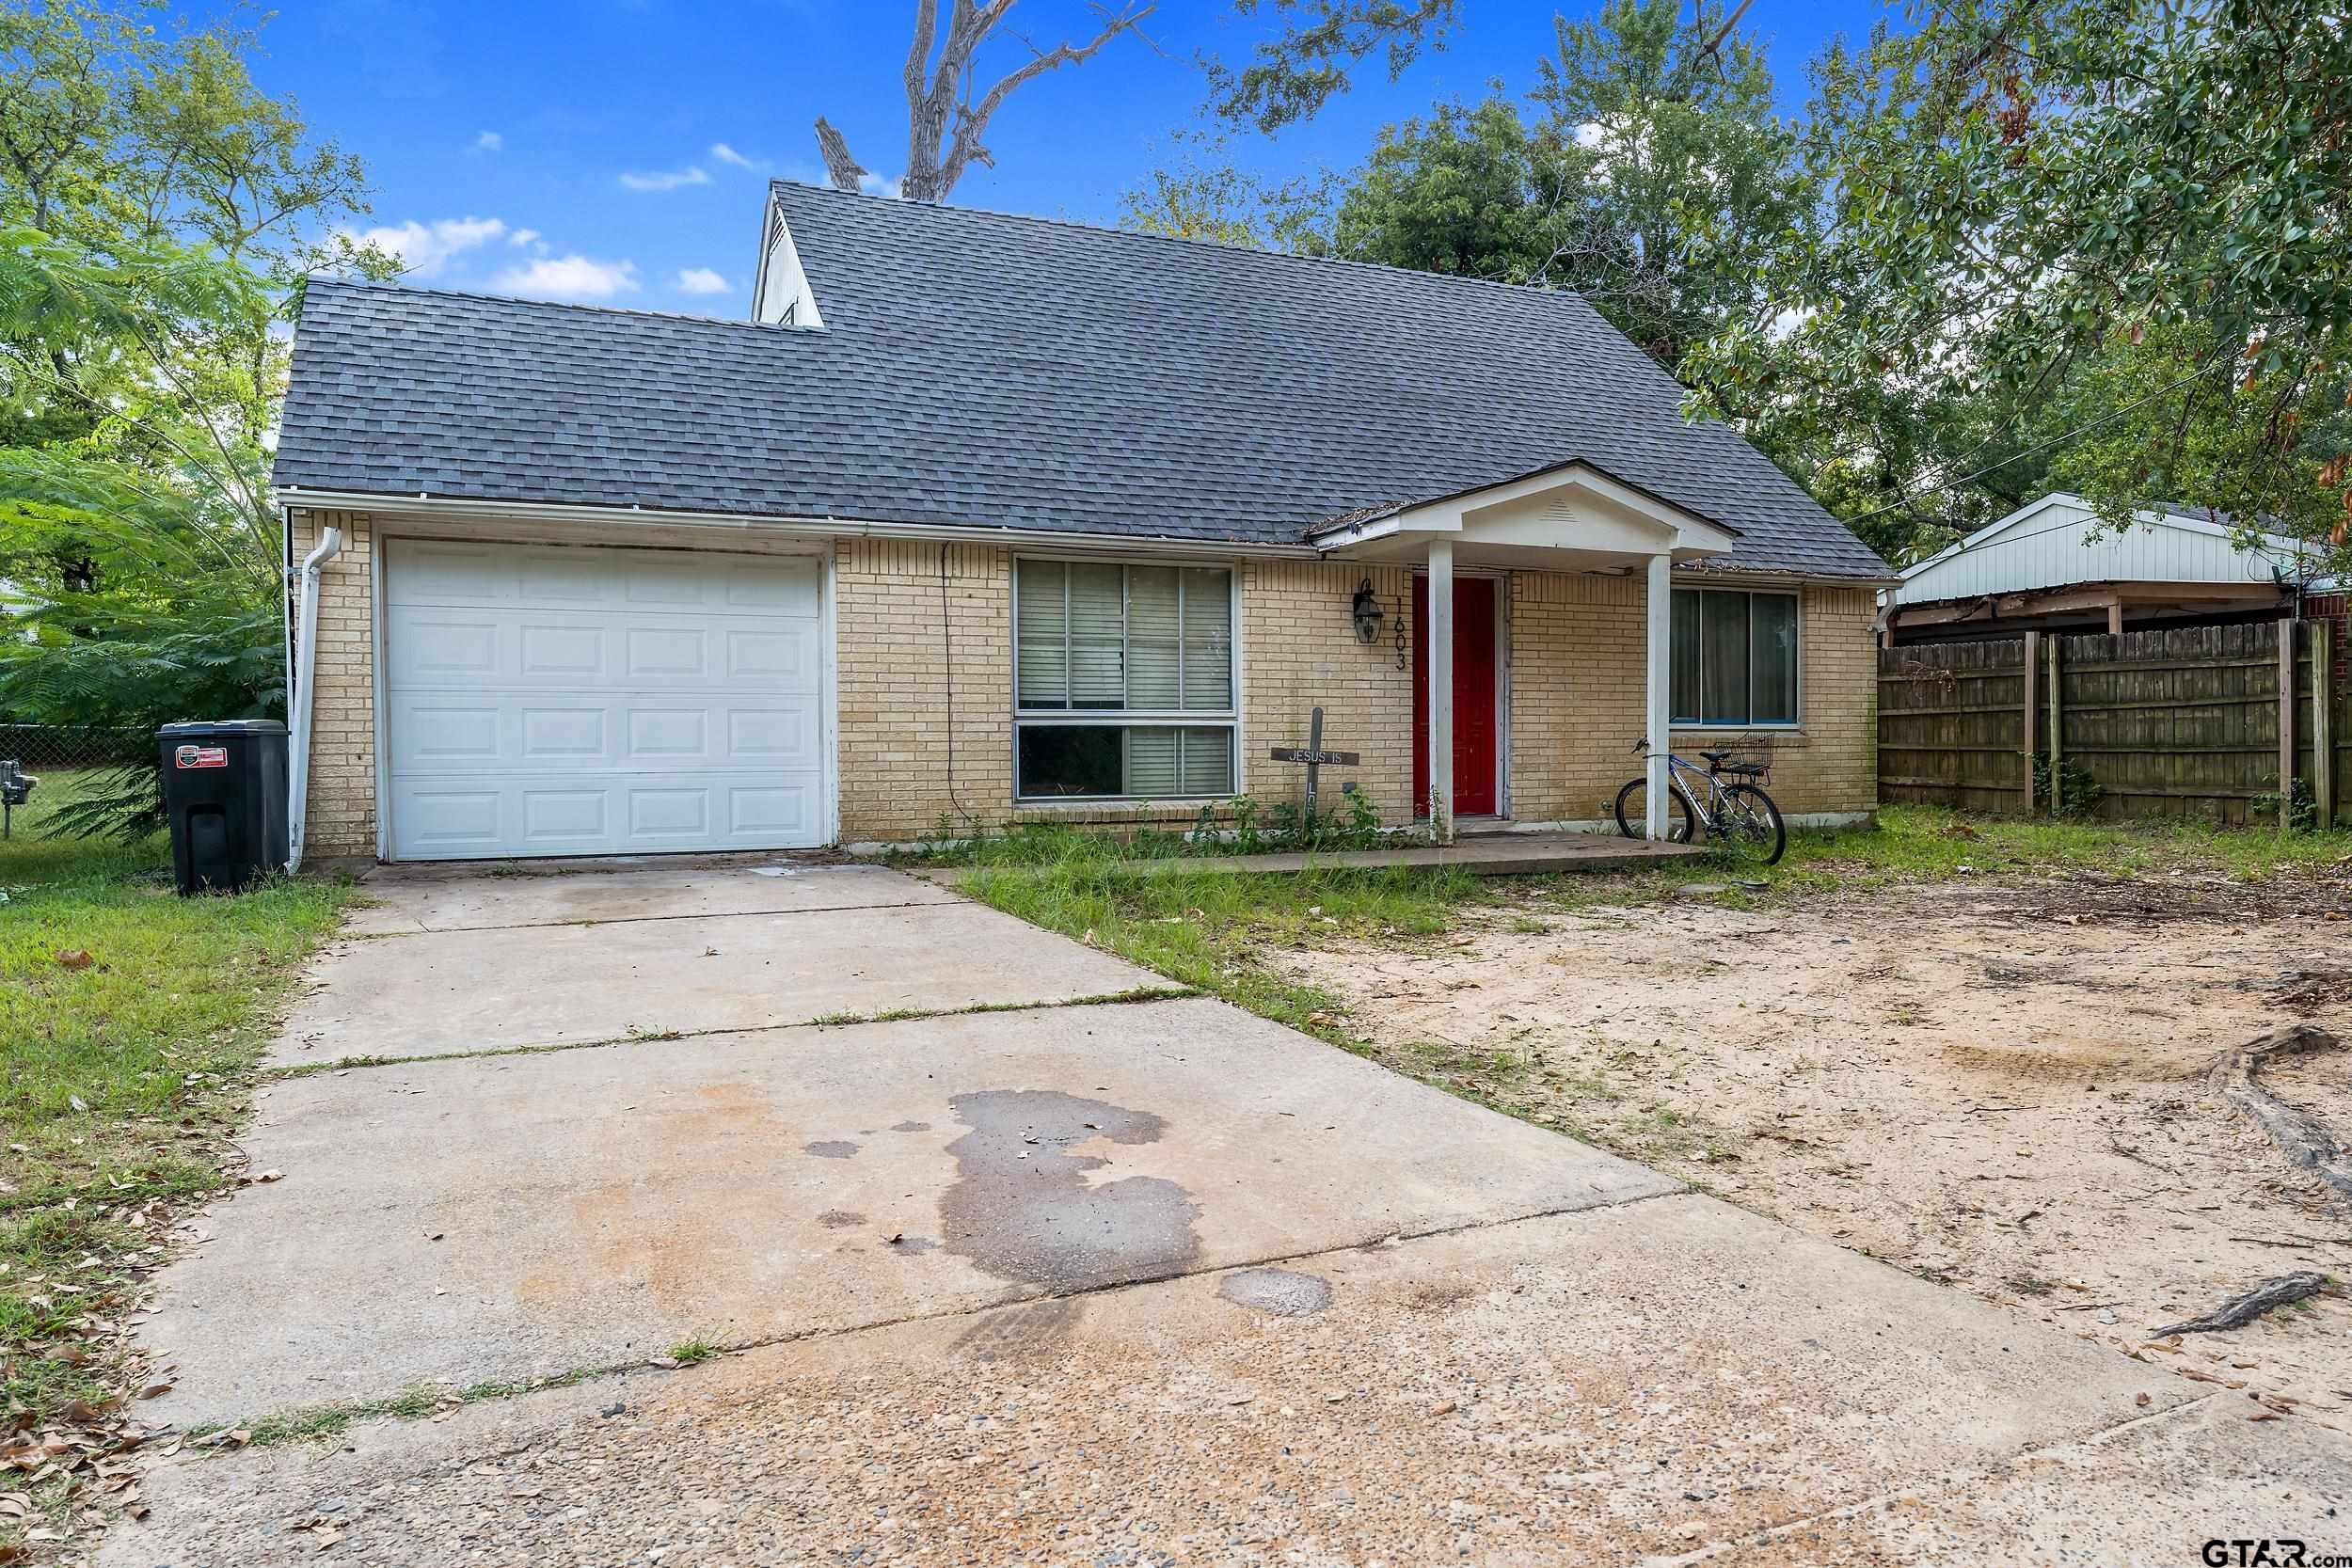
xmin=1669 ymin=587 xmax=1800 ymax=727
xmin=1014 ymin=559 xmax=1237 ymax=800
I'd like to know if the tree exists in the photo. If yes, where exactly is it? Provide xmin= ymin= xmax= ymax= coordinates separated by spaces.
xmin=813 ymin=1 xmax=1157 ymax=202
xmin=1118 ymin=129 xmax=1339 ymax=250
xmin=0 ymin=0 xmax=386 ymax=835
xmin=1529 ymin=0 xmax=1811 ymax=368
xmin=1327 ymin=95 xmax=1576 ymax=279
xmin=0 ymin=233 xmax=284 ymax=835
xmin=1684 ymin=0 xmax=2352 ymax=570
xmin=1204 ymin=0 xmax=1458 ymax=135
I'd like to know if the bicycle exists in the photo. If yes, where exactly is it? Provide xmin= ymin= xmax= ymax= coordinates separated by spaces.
xmin=1613 ymin=739 xmax=1787 ymax=866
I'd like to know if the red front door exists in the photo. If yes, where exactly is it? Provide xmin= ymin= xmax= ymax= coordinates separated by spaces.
xmin=1412 ymin=576 xmax=1499 ymax=817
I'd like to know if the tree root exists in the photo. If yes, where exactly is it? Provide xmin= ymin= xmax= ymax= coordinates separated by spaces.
xmin=2148 ymin=1272 xmax=2328 ymax=1338
xmin=2206 ymin=1024 xmax=2352 ymax=1203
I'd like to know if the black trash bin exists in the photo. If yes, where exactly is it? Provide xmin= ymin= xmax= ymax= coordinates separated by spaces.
xmin=157 ymin=720 xmax=289 ymax=895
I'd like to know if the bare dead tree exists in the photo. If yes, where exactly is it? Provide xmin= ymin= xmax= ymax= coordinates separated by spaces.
xmin=815 ymin=1 xmax=1156 ymax=201
xmin=814 ymin=117 xmax=869 ymax=193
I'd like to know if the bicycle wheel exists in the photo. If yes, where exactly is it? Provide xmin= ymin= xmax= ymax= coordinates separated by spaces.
xmin=1613 ymin=776 xmax=1695 ymax=841
xmin=1713 ymin=783 xmax=1786 ymax=866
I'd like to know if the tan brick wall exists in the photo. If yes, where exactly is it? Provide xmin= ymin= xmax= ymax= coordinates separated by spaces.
xmin=1762 ymin=583 xmax=1880 ymax=817
xmin=1507 ymin=569 xmax=1649 ymax=823
xmin=1508 ymin=576 xmax=1880 ymax=824
xmin=1239 ymin=560 xmax=1418 ymax=820
xmin=288 ymin=508 xmax=378 ymax=860
xmin=295 ymin=527 xmax=1878 ymax=852
xmin=832 ymin=547 xmax=1430 ymax=841
xmin=833 ymin=537 xmax=1015 ymax=843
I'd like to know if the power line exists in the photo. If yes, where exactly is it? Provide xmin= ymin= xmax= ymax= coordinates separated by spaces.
xmin=1839 ymin=356 xmax=2227 ymax=528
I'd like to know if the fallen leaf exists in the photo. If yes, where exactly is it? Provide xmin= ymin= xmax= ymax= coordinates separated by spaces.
xmin=135 ymin=1383 xmax=172 ymax=1400
xmin=252 ymin=1170 xmax=283 ymax=1184
xmin=56 ymin=950 xmax=93 ymax=970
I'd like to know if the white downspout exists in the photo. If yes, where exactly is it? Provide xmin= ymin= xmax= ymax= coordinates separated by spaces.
xmin=286 ymin=525 xmax=344 ymax=873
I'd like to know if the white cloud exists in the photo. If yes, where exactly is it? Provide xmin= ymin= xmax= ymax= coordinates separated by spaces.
xmin=858 ymin=170 xmax=903 ymax=198
xmin=473 ymin=130 xmax=502 ymax=152
xmin=508 ymin=228 xmax=542 ymax=249
xmin=493 ymin=255 xmax=640 ymax=301
xmin=709 ymin=142 xmax=758 ymax=169
xmin=675 ymin=267 xmax=730 ymax=294
xmin=1573 ymin=120 xmax=1606 ymax=150
xmin=348 ymin=215 xmax=506 ymax=277
xmin=618 ymin=166 xmax=708 ymax=192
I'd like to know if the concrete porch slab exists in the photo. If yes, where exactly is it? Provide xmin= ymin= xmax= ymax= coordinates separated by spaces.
xmin=145 ymin=996 xmax=1676 ymax=1427
xmin=110 ymin=1196 xmax=2339 ymax=1568
xmin=341 ymin=860 xmax=955 ymax=936
xmin=274 ymin=897 xmax=1156 ymax=1065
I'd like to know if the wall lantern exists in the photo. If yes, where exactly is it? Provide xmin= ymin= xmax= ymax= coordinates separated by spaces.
xmin=1350 ymin=577 xmax=1385 ymax=645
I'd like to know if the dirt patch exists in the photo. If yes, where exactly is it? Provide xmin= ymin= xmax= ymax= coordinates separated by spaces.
xmin=1274 ymin=879 xmax=2352 ymax=1409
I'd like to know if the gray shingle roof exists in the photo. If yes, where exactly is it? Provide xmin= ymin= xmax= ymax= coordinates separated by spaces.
xmin=274 ymin=182 xmax=1889 ymax=578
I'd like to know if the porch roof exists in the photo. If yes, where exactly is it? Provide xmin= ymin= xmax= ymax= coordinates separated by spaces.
xmin=1305 ymin=459 xmax=1741 ymax=573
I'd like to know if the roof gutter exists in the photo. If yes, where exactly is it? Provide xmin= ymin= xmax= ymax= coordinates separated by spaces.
xmin=268 ymin=487 xmax=1319 ymax=561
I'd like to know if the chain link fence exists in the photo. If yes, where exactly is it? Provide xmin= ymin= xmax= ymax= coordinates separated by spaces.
xmin=0 ymin=724 xmax=151 ymax=774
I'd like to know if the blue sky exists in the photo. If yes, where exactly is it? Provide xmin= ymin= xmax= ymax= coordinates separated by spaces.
xmin=249 ymin=0 xmax=1891 ymax=315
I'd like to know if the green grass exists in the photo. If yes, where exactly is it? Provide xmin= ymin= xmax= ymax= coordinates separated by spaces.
xmin=0 ymin=775 xmax=352 ymax=1458
xmin=960 ymin=860 xmax=1488 ymax=1040
xmin=1768 ymin=803 xmax=2352 ymax=888
xmin=227 ymin=1369 xmax=593 ymax=1448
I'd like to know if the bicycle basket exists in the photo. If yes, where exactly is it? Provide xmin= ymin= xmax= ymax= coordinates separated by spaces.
xmin=1717 ymin=756 xmax=1772 ymax=784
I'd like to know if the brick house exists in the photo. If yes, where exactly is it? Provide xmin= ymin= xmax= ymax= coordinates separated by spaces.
xmin=273 ymin=182 xmax=1893 ymax=863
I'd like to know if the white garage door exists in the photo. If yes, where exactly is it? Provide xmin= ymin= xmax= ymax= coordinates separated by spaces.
xmin=383 ymin=540 xmax=829 ymax=860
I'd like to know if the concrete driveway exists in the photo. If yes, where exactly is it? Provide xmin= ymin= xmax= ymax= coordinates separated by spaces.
xmin=111 ymin=859 xmax=2345 ymax=1565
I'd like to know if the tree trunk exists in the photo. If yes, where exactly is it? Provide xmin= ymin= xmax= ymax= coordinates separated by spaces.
xmin=815 ymin=1 xmax=1153 ymax=202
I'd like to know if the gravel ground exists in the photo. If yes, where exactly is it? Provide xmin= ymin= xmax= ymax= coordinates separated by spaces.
xmin=102 ymin=1200 xmax=2349 ymax=1568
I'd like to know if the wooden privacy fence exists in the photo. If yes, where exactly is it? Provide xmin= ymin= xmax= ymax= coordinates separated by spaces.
xmin=1878 ymin=621 xmax=2344 ymax=828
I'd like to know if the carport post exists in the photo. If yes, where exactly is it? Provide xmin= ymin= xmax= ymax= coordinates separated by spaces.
xmin=1645 ymin=552 xmax=1673 ymax=839
xmin=1427 ymin=537 xmax=1454 ymax=843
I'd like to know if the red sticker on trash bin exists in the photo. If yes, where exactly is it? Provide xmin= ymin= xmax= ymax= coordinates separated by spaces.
xmin=173 ymin=745 xmax=229 ymax=769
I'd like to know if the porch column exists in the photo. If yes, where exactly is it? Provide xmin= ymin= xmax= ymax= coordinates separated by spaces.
xmin=1645 ymin=552 xmax=1673 ymax=839
xmin=1427 ymin=537 xmax=1454 ymax=843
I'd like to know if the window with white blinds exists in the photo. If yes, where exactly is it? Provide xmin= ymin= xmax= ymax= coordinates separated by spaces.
xmin=1014 ymin=560 xmax=1237 ymax=799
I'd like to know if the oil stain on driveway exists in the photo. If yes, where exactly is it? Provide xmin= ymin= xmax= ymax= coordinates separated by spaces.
xmin=939 ymin=1088 xmax=1201 ymax=1292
